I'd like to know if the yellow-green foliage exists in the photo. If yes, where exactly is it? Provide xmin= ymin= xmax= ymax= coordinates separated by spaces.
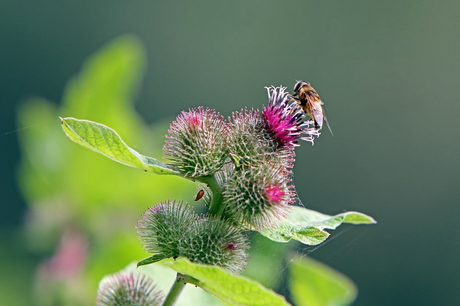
xmin=17 ymin=35 xmax=195 ymax=305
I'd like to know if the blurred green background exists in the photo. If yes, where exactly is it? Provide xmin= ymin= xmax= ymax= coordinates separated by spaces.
xmin=1 ymin=1 xmax=459 ymax=305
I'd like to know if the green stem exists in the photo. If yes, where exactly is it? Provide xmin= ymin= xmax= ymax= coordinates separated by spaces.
xmin=194 ymin=174 xmax=225 ymax=217
xmin=162 ymin=273 xmax=187 ymax=306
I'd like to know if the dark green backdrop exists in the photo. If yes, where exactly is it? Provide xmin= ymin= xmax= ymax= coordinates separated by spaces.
xmin=1 ymin=1 xmax=459 ymax=305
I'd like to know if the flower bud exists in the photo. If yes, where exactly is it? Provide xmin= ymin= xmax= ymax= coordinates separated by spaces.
xmin=163 ymin=107 xmax=228 ymax=177
xmin=96 ymin=272 xmax=163 ymax=306
xmin=227 ymin=108 xmax=272 ymax=161
xmin=138 ymin=201 xmax=249 ymax=274
xmin=222 ymin=162 xmax=295 ymax=230
xmin=137 ymin=201 xmax=199 ymax=260
xmin=227 ymin=108 xmax=296 ymax=170
xmin=178 ymin=217 xmax=249 ymax=274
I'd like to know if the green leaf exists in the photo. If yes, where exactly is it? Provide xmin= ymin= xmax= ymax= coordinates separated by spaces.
xmin=60 ymin=117 xmax=180 ymax=175
xmin=125 ymin=262 xmax=224 ymax=306
xmin=289 ymin=256 xmax=357 ymax=306
xmin=261 ymin=224 xmax=330 ymax=245
xmin=137 ymin=254 xmax=167 ymax=267
xmin=288 ymin=206 xmax=376 ymax=229
xmin=260 ymin=206 xmax=376 ymax=245
xmin=162 ymin=258 xmax=291 ymax=306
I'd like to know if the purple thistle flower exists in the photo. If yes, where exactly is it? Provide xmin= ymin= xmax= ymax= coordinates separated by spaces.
xmin=262 ymin=86 xmax=320 ymax=147
xmin=184 ymin=110 xmax=202 ymax=130
xmin=264 ymin=185 xmax=286 ymax=204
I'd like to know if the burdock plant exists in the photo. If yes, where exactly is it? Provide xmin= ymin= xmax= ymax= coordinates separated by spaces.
xmin=61 ymin=85 xmax=375 ymax=305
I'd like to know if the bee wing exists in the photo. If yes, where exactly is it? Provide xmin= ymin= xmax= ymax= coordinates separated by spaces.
xmin=317 ymin=97 xmax=333 ymax=135
xmin=309 ymin=101 xmax=324 ymax=128
xmin=323 ymin=113 xmax=333 ymax=136
xmin=309 ymin=101 xmax=333 ymax=135
xmin=312 ymin=109 xmax=323 ymax=128
xmin=321 ymin=104 xmax=333 ymax=136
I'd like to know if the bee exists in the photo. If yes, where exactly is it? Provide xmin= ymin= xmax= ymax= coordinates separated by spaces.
xmin=292 ymin=80 xmax=333 ymax=135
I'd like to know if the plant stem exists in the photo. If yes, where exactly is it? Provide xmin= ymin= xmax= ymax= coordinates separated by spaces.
xmin=195 ymin=174 xmax=224 ymax=217
xmin=162 ymin=273 xmax=187 ymax=306
xmin=162 ymin=175 xmax=222 ymax=305
xmin=162 ymin=273 xmax=201 ymax=306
